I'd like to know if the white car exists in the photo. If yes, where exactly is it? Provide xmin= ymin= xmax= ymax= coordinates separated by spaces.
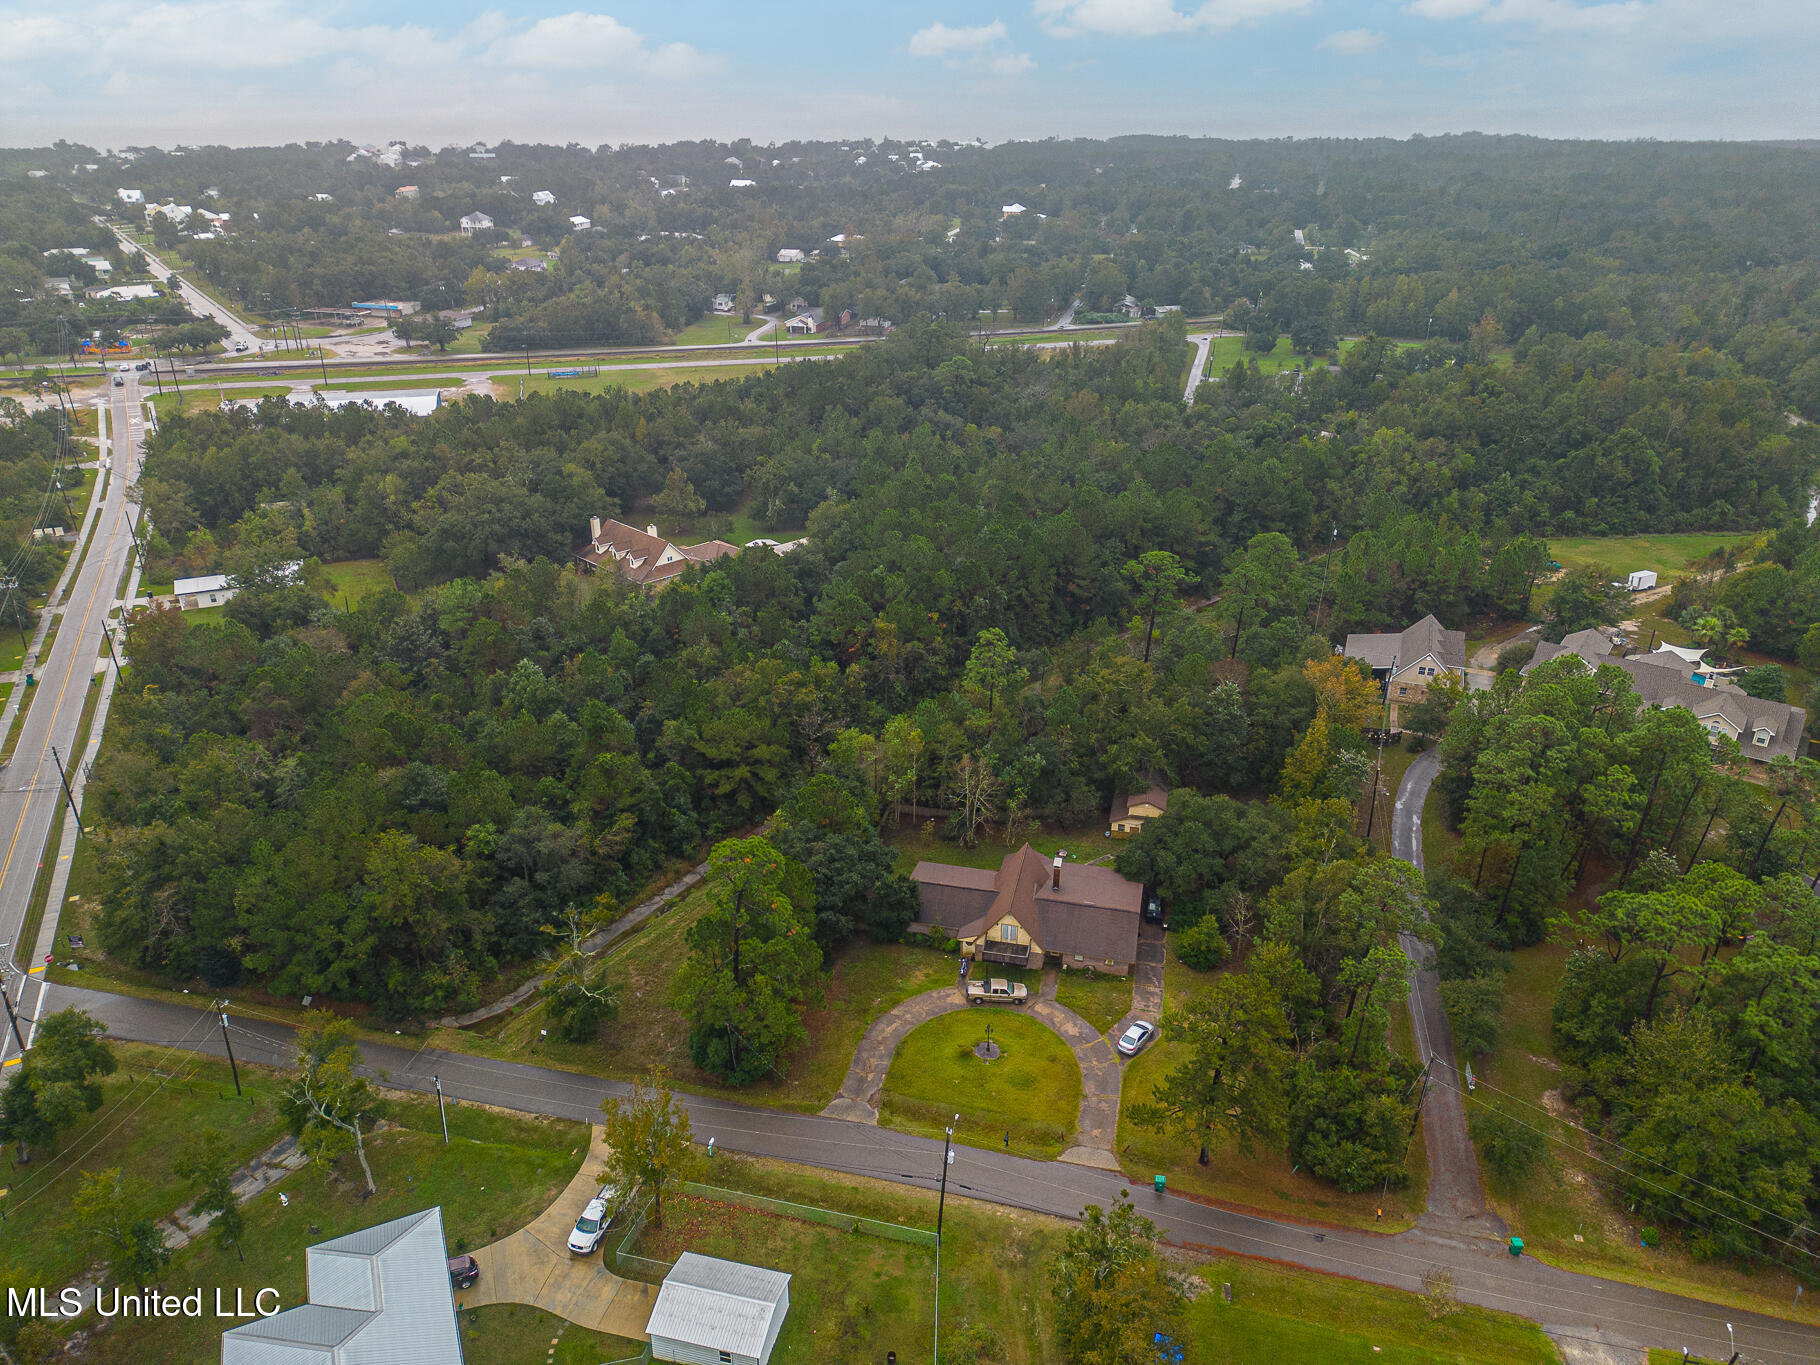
xmin=1116 ymin=1020 xmax=1156 ymax=1057
xmin=566 ymin=1191 xmax=618 ymax=1255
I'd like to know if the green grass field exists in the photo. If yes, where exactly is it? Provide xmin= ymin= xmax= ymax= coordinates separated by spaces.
xmin=319 ymin=557 xmax=395 ymax=607
xmin=1204 ymin=334 xmax=1303 ymax=376
xmin=671 ymin=313 xmax=769 ymax=346
xmin=1543 ymin=532 xmax=1762 ymax=583
xmin=880 ymin=1009 xmax=1081 ymax=1158
xmin=518 ymin=362 xmax=782 ymax=398
xmin=461 ymin=1305 xmax=645 ymax=1365
xmin=1054 ymin=968 xmax=1134 ymax=1033
xmin=1183 ymin=1252 xmax=1559 ymax=1365
xmin=886 ymin=822 xmax=1114 ymax=875
xmin=80 ymin=1095 xmax=588 ymax=1362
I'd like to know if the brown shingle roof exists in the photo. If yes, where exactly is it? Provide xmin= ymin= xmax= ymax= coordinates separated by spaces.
xmin=1344 ymin=614 xmax=1466 ymax=673
xmin=913 ymin=844 xmax=1142 ymax=966
xmin=577 ymin=517 xmax=737 ymax=586
xmin=1109 ymin=783 xmax=1168 ymax=826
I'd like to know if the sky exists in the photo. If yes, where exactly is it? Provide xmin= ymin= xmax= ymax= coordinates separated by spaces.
xmin=2 ymin=0 xmax=1817 ymax=149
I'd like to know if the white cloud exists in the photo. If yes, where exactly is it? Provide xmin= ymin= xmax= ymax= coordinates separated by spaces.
xmin=1320 ymin=27 xmax=1384 ymax=53
xmin=909 ymin=20 xmax=1009 ymax=56
xmin=1034 ymin=0 xmax=1312 ymax=38
xmin=1407 ymin=0 xmax=1645 ymax=31
xmin=489 ymin=12 xmax=717 ymax=76
xmin=990 ymin=51 xmax=1038 ymax=74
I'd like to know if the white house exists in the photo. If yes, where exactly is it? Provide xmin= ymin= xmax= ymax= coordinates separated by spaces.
xmin=1001 ymin=202 xmax=1027 ymax=216
xmin=712 ymin=293 xmax=736 ymax=313
xmin=173 ymin=574 xmax=234 ymax=610
xmin=775 ymin=248 xmax=805 ymax=263
xmin=395 ymin=185 xmax=420 ymax=199
xmin=569 ymin=215 xmax=592 ymax=231
xmin=92 ymin=283 xmax=159 ymax=301
xmin=222 ymin=1208 xmax=463 ymax=1364
xmin=646 ymin=1253 xmax=790 ymax=1365
xmin=312 ymin=192 xmax=334 ymax=202
xmin=117 ymin=188 xmax=144 ymax=204
xmin=532 ymin=190 xmax=556 ymax=205
xmin=459 ymin=211 xmax=494 ymax=235
xmin=729 ymin=179 xmax=756 ymax=188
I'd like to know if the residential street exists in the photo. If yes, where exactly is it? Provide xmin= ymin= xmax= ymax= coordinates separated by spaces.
xmin=106 ymin=225 xmax=263 ymax=352
xmin=0 ymin=377 xmax=142 ymax=1067
xmin=50 ymin=982 xmax=1820 ymax=1364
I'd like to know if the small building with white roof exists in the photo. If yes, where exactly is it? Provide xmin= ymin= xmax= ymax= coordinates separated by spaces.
xmin=646 ymin=1252 xmax=791 ymax=1365
xmin=221 ymin=1207 xmax=462 ymax=1364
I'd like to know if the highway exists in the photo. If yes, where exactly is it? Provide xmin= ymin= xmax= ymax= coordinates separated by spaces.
xmin=0 ymin=373 xmax=142 ymax=1067
xmin=48 ymin=981 xmax=1819 ymax=1364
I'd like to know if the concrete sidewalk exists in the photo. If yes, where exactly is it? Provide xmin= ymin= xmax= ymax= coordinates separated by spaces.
xmin=454 ymin=1125 xmax=657 ymax=1340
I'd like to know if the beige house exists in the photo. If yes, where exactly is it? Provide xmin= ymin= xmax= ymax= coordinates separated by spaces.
xmin=1109 ymin=782 xmax=1168 ymax=836
xmin=1342 ymin=613 xmax=1486 ymax=730
xmin=575 ymin=515 xmax=738 ymax=588
xmin=911 ymin=845 xmax=1143 ymax=976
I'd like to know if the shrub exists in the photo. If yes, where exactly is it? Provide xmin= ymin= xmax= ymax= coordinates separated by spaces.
xmin=1176 ymin=918 xmax=1230 ymax=971
xmin=1495 ymin=640 xmax=1536 ymax=673
xmin=1469 ymin=1101 xmax=1548 ymax=1184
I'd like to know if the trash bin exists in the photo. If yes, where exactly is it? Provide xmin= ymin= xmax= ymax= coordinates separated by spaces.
xmin=1508 ymin=1237 xmax=1524 ymax=1257
xmin=1154 ymin=1174 xmax=1166 ymax=1195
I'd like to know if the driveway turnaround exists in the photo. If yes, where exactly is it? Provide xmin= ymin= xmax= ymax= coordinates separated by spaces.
xmin=454 ymin=1124 xmax=657 ymax=1339
xmin=821 ymin=982 xmax=967 ymax=1123
xmin=50 ymin=984 xmax=1820 ymax=1364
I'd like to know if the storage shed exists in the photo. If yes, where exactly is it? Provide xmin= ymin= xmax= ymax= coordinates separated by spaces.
xmin=646 ymin=1252 xmax=790 ymax=1365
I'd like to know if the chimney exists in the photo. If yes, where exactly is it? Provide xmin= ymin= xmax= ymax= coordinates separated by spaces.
xmin=1051 ymin=854 xmax=1063 ymax=892
xmin=647 ymin=523 xmax=659 ymax=537
xmin=589 ymin=515 xmax=601 ymax=544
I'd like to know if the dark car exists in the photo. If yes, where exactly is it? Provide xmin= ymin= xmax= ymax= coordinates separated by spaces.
xmin=447 ymin=1254 xmax=479 ymax=1289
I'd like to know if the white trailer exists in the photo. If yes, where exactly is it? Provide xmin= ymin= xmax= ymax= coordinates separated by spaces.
xmin=1626 ymin=570 xmax=1658 ymax=591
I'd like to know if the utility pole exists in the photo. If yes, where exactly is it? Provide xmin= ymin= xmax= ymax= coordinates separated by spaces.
xmin=0 ymin=957 xmax=27 ymax=1056
xmin=1364 ymin=655 xmax=1395 ymax=844
xmin=213 ymin=999 xmax=241 ymax=1096
xmin=101 ymin=624 xmax=121 ymax=673
xmin=434 ymin=1074 xmax=449 ymax=1144
xmin=934 ymin=1112 xmax=958 ymax=1365
xmin=48 ymin=745 xmax=84 ymax=836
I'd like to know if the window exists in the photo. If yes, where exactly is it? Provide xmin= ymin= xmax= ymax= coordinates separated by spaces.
xmin=1398 ymin=685 xmax=1407 ymax=696
xmin=999 ymin=924 xmax=1017 ymax=942
xmin=719 ymin=1353 xmax=733 ymax=1364
xmin=1754 ymin=730 xmax=1771 ymax=746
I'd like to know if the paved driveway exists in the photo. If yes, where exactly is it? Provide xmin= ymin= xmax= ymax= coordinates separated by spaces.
xmin=454 ymin=1125 xmax=657 ymax=1339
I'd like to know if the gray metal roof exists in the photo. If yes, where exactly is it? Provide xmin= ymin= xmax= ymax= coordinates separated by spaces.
xmin=647 ymin=1253 xmax=790 ymax=1358
xmin=223 ymin=1208 xmax=462 ymax=1365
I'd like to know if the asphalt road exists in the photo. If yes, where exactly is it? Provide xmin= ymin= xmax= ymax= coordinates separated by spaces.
xmin=1183 ymin=333 xmax=1213 ymax=404
xmin=48 ymin=982 xmax=1817 ymax=1363
xmin=108 ymin=225 xmax=263 ymax=353
xmin=0 ymin=377 xmax=142 ymax=1064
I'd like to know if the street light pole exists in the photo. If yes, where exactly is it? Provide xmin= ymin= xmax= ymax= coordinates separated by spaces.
xmin=0 ymin=958 xmax=28 ymax=1056
xmin=434 ymin=1074 xmax=449 ymax=1144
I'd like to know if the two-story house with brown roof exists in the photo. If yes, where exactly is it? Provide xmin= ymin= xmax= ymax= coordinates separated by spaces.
xmin=576 ymin=515 xmax=738 ymax=588
xmin=910 ymin=845 xmax=1143 ymax=976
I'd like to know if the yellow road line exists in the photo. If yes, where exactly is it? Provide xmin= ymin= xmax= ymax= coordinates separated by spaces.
xmin=0 ymin=389 xmax=132 ymax=945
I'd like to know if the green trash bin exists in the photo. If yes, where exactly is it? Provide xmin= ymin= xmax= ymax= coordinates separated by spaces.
xmin=1154 ymin=1174 xmax=1167 ymax=1195
xmin=1508 ymin=1237 xmax=1524 ymax=1257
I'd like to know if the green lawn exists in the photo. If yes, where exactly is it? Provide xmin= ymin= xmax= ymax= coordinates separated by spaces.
xmin=1204 ymin=334 xmax=1304 ymax=377
xmin=0 ymin=1045 xmax=291 ymax=1290
xmin=1183 ymin=1252 xmax=1559 ymax=1365
xmin=460 ymin=1305 xmax=645 ymax=1365
xmin=319 ymin=557 xmax=396 ymax=608
xmin=1543 ymin=533 xmax=1762 ymax=584
xmin=1055 ymin=968 xmax=1134 ymax=1033
xmin=518 ymin=362 xmax=781 ymax=398
xmin=313 ymin=376 xmax=466 ymax=393
xmin=880 ymin=1009 xmax=1080 ymax=1158
xmin=79 ymin=1095 xmax=587 ymax=1361
xmin=671 ymin=313 xmax=769 ymax=346
xmin=649 ymin=1153 xmax=1062 ymax=1365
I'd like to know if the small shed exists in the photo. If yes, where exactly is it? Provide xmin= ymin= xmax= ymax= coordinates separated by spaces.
xmin=173 ymin=573 xmax=235 ymax=610
xmin=646 ymin=1252 xmax=790 ymax=1365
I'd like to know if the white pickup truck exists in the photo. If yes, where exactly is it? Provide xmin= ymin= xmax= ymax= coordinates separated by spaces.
xmin=966 ymin=977 xmax=1028 ymax=1005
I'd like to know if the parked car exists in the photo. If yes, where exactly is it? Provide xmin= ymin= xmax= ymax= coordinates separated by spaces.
xmin=233 ymin=342 xmax=249 ymax=352
xmin=134 ymin=361 xmax=150 ymax=371
xmin=567 ymin=1188 xmax=622 ymax=1255
xmin=447 ymin=1254 xmax=479 ymax=1289
xmin=1116 ymin=1020 xmax=1156 ymax=1057
xmin=967 ymin=977 xmax=1028 ymax=1005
